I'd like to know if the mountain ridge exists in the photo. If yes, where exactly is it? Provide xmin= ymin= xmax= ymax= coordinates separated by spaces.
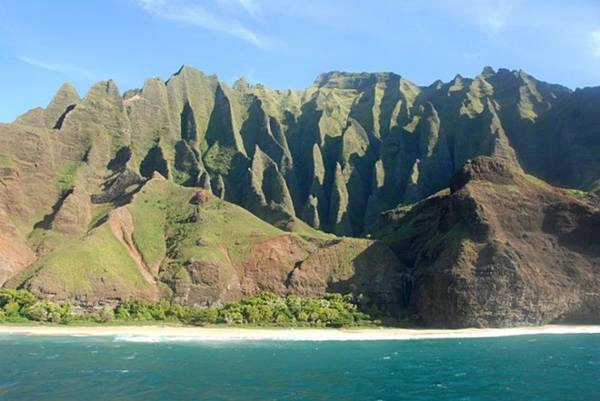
xmin=0 ymin=65 xmax=598 ymax=327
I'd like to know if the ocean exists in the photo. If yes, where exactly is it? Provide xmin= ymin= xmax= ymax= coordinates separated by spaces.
xmin=0 ymin=333 xmax=598 ymax=401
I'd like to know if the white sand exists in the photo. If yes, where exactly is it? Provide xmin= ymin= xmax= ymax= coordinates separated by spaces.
xmin=1 ymin=324 xmax=599 ymax=342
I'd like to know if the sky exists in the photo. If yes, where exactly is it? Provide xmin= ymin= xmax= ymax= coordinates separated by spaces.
xmin=1 ymin=0 xmax=599 ymax=122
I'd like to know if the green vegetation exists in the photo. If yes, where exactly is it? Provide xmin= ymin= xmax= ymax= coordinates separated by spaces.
xmin=523 ymin=173 xmax=550 ymax=188
xmin=0 ymin=289 xmax=71 ymax=324
xmin=210 ymin=292 xmax=373 ymax=327
xmin=202 ymin=143 xmax=236 ymax=175
xmin=38 ymin=225 xmax=150 ymax=292
xmin=55 ymin=160 xmax=83 ymax=191
xmin=128 ymin=184 xmax=169 ymax=266
xmin=284 ymin=218 xmax=336 ymax=241
xmin=11 ymin=225 xmax=152 ymax=296
xmin=375 ymin=201 xmax=442 ymax=244
xmin=128 ymin=178 xmax=290 ymax=273
xmin=564 ymin=188 xmax=587 ymax=198
xmin=0 ymin=289 xmax=376 ymax=327
xmin=0 ymin=153 xmax=12 ymax=166
xmin=525 ymin=173 xmax=589 ymax=198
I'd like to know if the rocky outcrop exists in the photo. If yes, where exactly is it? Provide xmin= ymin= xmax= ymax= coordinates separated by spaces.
xmin=169 ymin=232 xmax=404 ymax=312
xmin=287 ymin=239 xmax=404 ymax=313
xmin=375 ymin=156 xmax=600 ymax=327
xmin=50 ymin=187 xmax=92 ymax=236
xmin=91 ymin=169 xmax=144 ymax=203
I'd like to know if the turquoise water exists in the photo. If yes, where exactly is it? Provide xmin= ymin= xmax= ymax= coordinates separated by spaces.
xmin=0 ymin=334 xmax=598 ymax=401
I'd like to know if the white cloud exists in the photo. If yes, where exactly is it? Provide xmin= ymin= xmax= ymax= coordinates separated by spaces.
xmin=472 ymin=0 xmax=516 ymax=34
xmin=218 ymin=0 xmax=261 ymax=20
xmin=135 ymin=0 xmax=275 ymax=49
xmin=18 ymin=55 xmax=97 ymax=80
xmin=590 ymin=29 xmax=600 ymax=59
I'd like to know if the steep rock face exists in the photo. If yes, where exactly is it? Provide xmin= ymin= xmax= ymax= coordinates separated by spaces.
xmin=0 ymin=209 xmax=35 ymax=286
xmin=50 ymin=187 xmax=92 ymax=236
xmin=375 ymin=156 xmax=600 ymax=327
xmin=243 ymin=146 xmax=296 ymax=227
xmin=287 ymin=239 xmax=403 ymax=312
xmin=6 ymin=65 xmax=597 ymax=238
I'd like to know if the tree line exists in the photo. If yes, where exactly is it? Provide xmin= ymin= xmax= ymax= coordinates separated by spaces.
xmin=0 ymin=289 xmax=379 ymax=327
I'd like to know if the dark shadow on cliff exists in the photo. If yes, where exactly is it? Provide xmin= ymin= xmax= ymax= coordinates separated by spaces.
xmin=324 ymin=240 xmax=408 ymax=320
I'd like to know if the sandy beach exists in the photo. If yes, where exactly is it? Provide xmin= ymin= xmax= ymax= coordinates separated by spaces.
xmin=1 ymin=324 xmax=599 ymax=342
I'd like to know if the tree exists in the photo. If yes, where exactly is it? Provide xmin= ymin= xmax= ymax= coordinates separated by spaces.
xmin=3 ymin=302 xmax=21 ymax=319
xmin=0 ymin=288 xmax=375 ymax=327
xmin=98 ymin=306 xmax=115 ymax=322
xmin=24 ymin=302 xmax=49 ymax=321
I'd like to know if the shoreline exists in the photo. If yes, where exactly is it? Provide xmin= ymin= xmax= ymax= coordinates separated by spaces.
xmin=1 ymin=324 xmax=599 ymax=341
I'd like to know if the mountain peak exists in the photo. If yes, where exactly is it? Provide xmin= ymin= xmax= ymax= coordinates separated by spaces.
xmin=173 ymin=64 xmax=205 ymax=78
xmin=313 ymin=71 xmax=401 ymax=89
xmin=450 ymin=156 xmax=517 ymax=192
xmin=84 ymin=79 xmax=121 ymax=103
xmin=47 ymin=82 xmax=80 ymax=109
xmin=481 ymin=65 xmax=496 ymax=77
xmin=41 ymin=82 xmax=81 ymax=128
xmin=233 ymin=77 xmax=250 ymax=92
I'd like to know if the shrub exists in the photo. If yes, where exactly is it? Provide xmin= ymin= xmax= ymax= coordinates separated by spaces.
xmin=0 ymin=289 xmax=46 ymax=322
xmin=3 ymin=301 xmax=21 ymax=318
xmin=98 ymin=306 xmax=115 ymax=323
xmin=22 ymin=301 xmax=67 ymax=322
xmin=219 ymin=307 xmax=244 ymax=324
xmin=115 ymin=304 xmax=131 ymax=320
xmin=24 ymin=303 xmax=49 ymax=321
xmin=188 ymin=307 xmax=218 ymax=325
xmin=58 ymin=303 xmax=73 ymax=324
xmin=48 ymin=311 xmax=62 ymax=323
xmin=0 ymin=289 xmax=37 ymax=311
xmin=0 ymin=289 xmax=377 ymax=327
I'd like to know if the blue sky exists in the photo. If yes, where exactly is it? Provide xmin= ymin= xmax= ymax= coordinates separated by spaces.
xmin=1 ymin=0 xmax=599 ymax=122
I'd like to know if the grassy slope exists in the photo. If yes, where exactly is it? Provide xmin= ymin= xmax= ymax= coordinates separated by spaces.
xmin=8 ymin=172 xmax=385 ymax=302
xmin=8 ymin=226 xmax=150 ymax=296
xmin=37 ymin=226 xmax=149 ymax=292
xmin=128 ymin=178 xmax=288 ymax=267
xmin=54 ymin=160 xmax=84 ymax=192
xmin=127 ymin=178 xmax=377 ymax=292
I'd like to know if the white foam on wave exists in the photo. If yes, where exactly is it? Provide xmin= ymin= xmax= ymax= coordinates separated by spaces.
xmin=110 ymin=331 xmax=400 ymax=343
xmin=2 ymin=325 xmax=600 ymax=342
xmin=109 ymin=326 xmax=600 ymax=343
xmin=114 ymin=334 xmax=164 ymax=343
xmin=109 ymin=327 xmax=600 ymax=343
xmin=112 ymin=334 xmax=318 ymax=343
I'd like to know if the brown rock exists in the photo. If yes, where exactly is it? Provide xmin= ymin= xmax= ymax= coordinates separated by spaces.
xmin=376 ymin=156 xmax=600 ymax=327
xmin=190 ymin=189 xmax=211 ymax=205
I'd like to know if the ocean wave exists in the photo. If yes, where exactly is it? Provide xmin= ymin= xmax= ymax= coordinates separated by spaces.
xmin=111 ymin=333 xmax=349 ymax=343
xmin=111 ymin=334 xmax=253 ymax=343
xmin=3 ymin=325 xmax=600 ymax=343
xmin=110 ymin=334 xmax=307 ymax=343
xmin=108 ymin=327 xmax=600 ymax=343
